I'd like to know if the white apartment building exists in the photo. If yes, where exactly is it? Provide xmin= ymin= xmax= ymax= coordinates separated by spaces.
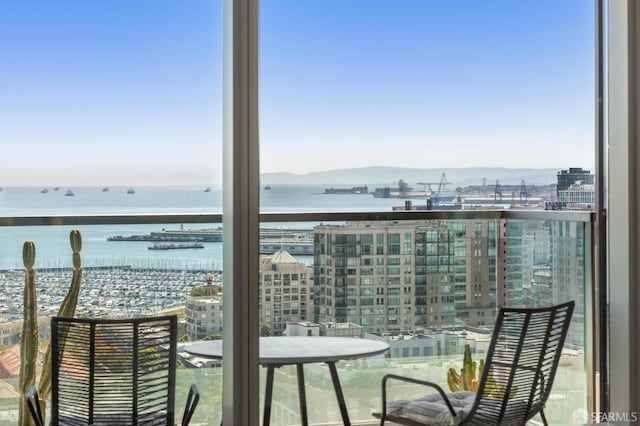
xmin=185 ymin=286 xmax=223 ymax=340
xmin=259 ymin=250 xmax=314 ymax=335
xmin=558 ymin=183 xmax=596 ymax=204
xmin=185 ymin=250 xmax=314 ymax=339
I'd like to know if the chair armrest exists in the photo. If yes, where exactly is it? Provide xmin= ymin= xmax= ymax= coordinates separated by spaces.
xmin=26 ymin=386 xmax=44 ymax=426
xmin=181 ymin=384 xmax=200 ymax=426
xmin=380 ymin=374 xmax=458 ymax=424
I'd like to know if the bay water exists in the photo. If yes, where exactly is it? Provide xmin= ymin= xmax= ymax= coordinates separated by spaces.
xmin=0 ymin=185 xmax=403 ymax=270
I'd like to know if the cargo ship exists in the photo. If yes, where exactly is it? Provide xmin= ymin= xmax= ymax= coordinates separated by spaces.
xmin=324 ymin=185 xmax=368 ymax=194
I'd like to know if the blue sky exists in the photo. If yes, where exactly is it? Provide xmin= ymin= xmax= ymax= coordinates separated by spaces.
xmin=0 ymin=1 xmax=594 ymax=186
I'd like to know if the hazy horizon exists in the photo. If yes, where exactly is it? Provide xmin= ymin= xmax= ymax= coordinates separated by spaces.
xmin=0 ymin=164 xmax=590 ymax=188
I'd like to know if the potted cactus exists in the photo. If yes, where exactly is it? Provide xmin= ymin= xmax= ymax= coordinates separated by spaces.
xmin=18 ymin=230 xmax=83 ymax=426
xmin=446 ymin=343 xmax=516 ymax=399
xmin=446 ymin=344 xmax=482 ymax=392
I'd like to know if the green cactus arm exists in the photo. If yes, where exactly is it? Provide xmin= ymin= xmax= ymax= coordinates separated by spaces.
xmin=447 ymin=367 xmax=461 ymax=392
xmin=19 ymin=242 xmax=38 ymax=426
xmin=70 ymin=230 xmax=82 ymax=269
xmin=37 ymin=230 xmax=83 ymax=414
xmin=470 ymin=360 xmax=477 ymax=385
xmin=462 ymin=367 xmax=469 ymax=391
xmin=463 ymin=344 xmax=472 ymax=365
xmin=462 ymin=346 xmax=472 ymax=390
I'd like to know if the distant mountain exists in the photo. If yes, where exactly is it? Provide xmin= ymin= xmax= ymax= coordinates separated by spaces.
xmin=261 ymin=166 xmax=569 ymax=187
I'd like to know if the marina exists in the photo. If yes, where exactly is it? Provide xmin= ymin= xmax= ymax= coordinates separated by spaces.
xmin=0 ymin=267 xmax=218 ymax=320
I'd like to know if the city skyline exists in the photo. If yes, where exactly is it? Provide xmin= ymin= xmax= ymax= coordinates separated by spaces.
xmin=0 ymin=1 xmax=595 ymax=186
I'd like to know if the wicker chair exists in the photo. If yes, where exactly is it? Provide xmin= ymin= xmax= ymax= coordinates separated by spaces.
xmin=375 ymin=301 xmax=574 ymax=425
xmin=28 ymin=315 xmax=199 ymax=426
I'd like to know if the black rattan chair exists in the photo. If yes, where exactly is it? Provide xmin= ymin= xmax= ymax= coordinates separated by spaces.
xmin=28 ymin=315 xmax=199 ymax=425
xmin=375 ymin=301 xmax=574 ymax=425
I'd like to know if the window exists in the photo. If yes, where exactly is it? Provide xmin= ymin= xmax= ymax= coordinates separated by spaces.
xmin=0 ymin=0 xmax=602 ymax=424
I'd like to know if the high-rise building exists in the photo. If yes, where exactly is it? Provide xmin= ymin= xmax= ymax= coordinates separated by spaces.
xmin=556 ymin=167 xmax=594 ymax=197
xmin=313 ymin=220 xmax=499 ymax=333
xmin=550 ymin=220 xmax=585 ymax=347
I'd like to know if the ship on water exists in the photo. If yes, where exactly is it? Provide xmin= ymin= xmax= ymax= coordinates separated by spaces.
xmin=324 ymin=185 xmax=368 ymax=194
xmin=108 ymin=227 xmax=312 ymax=243
xmin=148 ymin=243 xmax=205 ymax=250
xmin=110 ymin=226 xmax=314 ymax=255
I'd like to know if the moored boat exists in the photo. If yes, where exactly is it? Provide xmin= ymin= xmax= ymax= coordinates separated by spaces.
xmin=148 ymin=243 xmax=205 ymax=250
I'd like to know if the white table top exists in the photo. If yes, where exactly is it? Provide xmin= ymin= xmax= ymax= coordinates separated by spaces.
xmin=183 ymin=336 xmax=389 ymax=365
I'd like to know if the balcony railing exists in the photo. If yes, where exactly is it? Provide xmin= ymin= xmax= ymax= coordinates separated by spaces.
xmin=0 ymin=209 xmax=594 ymax=425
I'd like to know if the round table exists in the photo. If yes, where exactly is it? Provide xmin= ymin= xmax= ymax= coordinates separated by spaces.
xmin=183 ymin=336 xmax=389 ymax=426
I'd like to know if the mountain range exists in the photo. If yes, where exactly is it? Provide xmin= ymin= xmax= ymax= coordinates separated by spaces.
xmin=261 ymin=166 xmax=576 ymax=187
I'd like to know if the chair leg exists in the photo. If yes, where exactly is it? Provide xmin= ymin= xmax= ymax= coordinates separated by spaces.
xmin=181 ymin=384 xmax=200 ymax=426
xmin=26 ymin=386 xmax=44 ymax=426
xmin=539 ymin=408 xmax=549 ymax=426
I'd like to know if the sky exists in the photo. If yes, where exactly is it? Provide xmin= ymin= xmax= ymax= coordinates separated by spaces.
xmin=0 ymin=0 xmax=595 ymax=186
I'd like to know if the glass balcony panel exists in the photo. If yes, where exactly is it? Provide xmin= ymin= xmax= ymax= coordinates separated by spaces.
xmin=0 ymin=213 xmax=590 ymax=425
xmin=252 ymin=215 xmax=589 ymax=425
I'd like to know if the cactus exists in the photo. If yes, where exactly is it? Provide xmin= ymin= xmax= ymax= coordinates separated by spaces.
xmin=18 ymin=230 xmax=84 ymax=425
xmin=36 ymin=230 xmax=83 ymax=420
xmin=446 ymin=344 xmax=482 ymax=392
xmin=18 ymin=241 xmax=37 ymax=426
xmin=446 ymin=343 xmax=516 ymax=399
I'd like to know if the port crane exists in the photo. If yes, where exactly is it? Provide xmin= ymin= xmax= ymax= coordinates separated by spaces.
xmin=494 ymin=180 xmax=503 ymax=202
xmin=417 ymin=173 xmax=450 ymax=206
xmin=520 ymin=179 xmax=528 ymax=202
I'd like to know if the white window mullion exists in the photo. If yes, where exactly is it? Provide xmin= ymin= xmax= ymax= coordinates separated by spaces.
xmin=607 ymin=0 xmax=640 ymax=415
xmin=222 ymin=0 xmax=260 ymax=424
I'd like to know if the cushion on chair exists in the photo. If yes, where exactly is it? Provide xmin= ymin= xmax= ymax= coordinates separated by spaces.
xmin=386 ymin=391 xmax=476 ymax=425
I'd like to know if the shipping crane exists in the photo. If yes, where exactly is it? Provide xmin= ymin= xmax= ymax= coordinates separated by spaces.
xmin=520 ymin=179 xmax=528 ymax=202
xmin=418 ymin=173 xmax=450 ymax=207
xmin=435 ymin=173 xmax=450 ymax=206
xmin=494 ymin=179 xmax=503 ymax=202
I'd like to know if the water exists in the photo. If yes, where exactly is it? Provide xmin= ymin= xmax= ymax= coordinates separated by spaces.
xmin=0 ymin=185 xmax=404 ymax=269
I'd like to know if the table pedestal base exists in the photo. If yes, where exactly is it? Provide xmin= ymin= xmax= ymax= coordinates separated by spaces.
xmin=262 ymin=362 xmax=351 ymax=426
